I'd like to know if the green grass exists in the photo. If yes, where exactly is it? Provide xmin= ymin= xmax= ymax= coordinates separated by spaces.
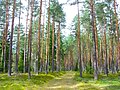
xmin=0 ymin=71 xmax=65 ymax=90
xmin=74 ymin=72 xmax=120 ymax=90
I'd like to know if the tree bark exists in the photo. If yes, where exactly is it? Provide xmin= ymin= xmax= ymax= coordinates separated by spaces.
xmin=90 ymin=0 xmax=98 ymax=80
xmin=113 ymin=0 xmax=119 ymax=72
xmin=16 ymin=0 xmax=21 ymax=74
xmin=24 ymin=0 xmax=30 ymax=73
xmin=8 ymin=0 xmax=16 ymax=76
xmin=56 ymin=22 xmax=61 ymax=72
xmin=37 ymin=0 xmax=43 ymax=74
xmin=99 ymin=39 xmax=103 ymax=73
xmin=2 ymin=0 xmax=9 ymax=73
xmin=76 ymin=0 xmax=82 ymax=77
xmin=45 ymin=0 xmax=50 ymax=74
xmin=52 ymin=16 xmax=55 ymax=72
xmin=103 ymin=20 xmax=108 ymax=76
xmin=28 ymin=0 xmax=34 ymax=79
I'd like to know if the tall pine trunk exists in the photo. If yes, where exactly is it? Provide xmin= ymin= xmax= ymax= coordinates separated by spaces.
xmin=90 ymin=0 xmax=98 ymax=80
xmin=37 ymin=0 xmax=43 ymax=74
xmin=113 ymin=0 xmax=119 ymax=72
xmin=76 ymin=0 xmax=82 ymax=77
xmin=16 ymin=0 xmax=21 ymax=74
xmin=110 ymin=6 xmax=115 ymax=73
xmin=45 ymin=0 xmax=50 ymax=74
xmin=24 ymin=0 xmax=30 ymax=73
xmin=52 ymin=16 xmax=55 ymax=72
xmin=99 ymin=39 xmax=103 ymax=72
xmin=8 ymin=0 xmax=16 ymax=76
xmin=2 ymin=0 xmax=9 ymax=73
xmin=56 ymin=22 xmax=61 ymax=72
xmin=40 ymin=25 xmax=44 ymax=72
xmin=103 ymin=20 xmax=108 ymax=76
xmin=28 ymin=0 xmax=34 ymax=79
xmin=40 ymin=1 xmax=46 ymax=72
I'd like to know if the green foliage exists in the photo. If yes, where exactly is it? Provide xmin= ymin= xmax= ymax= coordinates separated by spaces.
xmin=81 ymin=8 xmax=91 ymax=31
xmin=50 ymin=0 xmax=66 ymax=23
xmin=74 ymin=62 xmax=78 ymax=71
xmin=0 ymin=40 xmax=2 ymax=72
xmin=85 ymin=63 xmax=94 ymax=74
xmin=0 ymin=71 xmax=65 ymax=90
xmin=62 ymin=35 xmax=75 ymax=54
xmin=0 ymin=41 xmax=9 ymax=72
xmin=18 ymin=50 xmax=24 ymax=72
xmin=85 ymin=65 xmax=94 ymax=73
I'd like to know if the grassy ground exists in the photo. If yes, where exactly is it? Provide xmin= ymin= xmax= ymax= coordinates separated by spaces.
xmin=74 ymin=72 xmax=120 ymax=90
xmin=40 ymin=71 xmax=78 ymax=90
xmin=0 ymin=71 xmax=65 ymax=90
xmin=41 ymin=71 xmax=120 ymax=90
xmin=0 ymin=71 xmax=120 ymax=90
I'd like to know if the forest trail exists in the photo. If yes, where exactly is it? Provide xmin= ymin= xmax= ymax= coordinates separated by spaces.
xmin=40 ymin=71 xmax=80 ymax=90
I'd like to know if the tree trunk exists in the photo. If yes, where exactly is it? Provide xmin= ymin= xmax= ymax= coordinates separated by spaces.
xmin=36 ymin=0 xmax=43 ymax=74
xmin=88 ymin=33 xmax=92 ymax=74
xmin=52 ymin=16 xmax=55 ymax=72
xmin=108 ymin=45 xmax=111 ymax=70
xmin=111 ymin=38 xmax=115 ymax=74
xmin=99 ymin=39 xmax=103 ymax=73
xmin=24 ymin=0 xmax=30 ymax=73
xmin=90 ymin=0 xmax=98 ymax=80
xmin=56 ymin=22 xmax=61 ymax=72
xmin=70 ymin=49 xmax=74 ymax=70
xmin=76 ymin=0 xmax=82 ymax=77
xmin=2 ymin=0 xmax=9 ymax=73
xmin=28 ymin=0 xmax=34 ymax=79
xmin=39 ymin=25 xmax=44 ymax=72
xmin=103 ymin=20 xmax=108 ymax=76
xmin=8 ymin=0 xmax=16 ymax=76
xmin=45 ymin=0 xmax=50 ymax=74
xmin=16 ymin=0 xmax=21 ymax=74
xmin=110 ymin=6 xmax=115 ymax=73
xmin=113 ymin=0 xmax=119 ymax=72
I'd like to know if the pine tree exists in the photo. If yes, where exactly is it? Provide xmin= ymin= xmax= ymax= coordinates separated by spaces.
xmin=28 ymin=0 xmax=34 ymax=79
xmin=15 ymin=0 xmax=21 ymax=74
xmin=8 ymin=0 xmax=16 ymax=76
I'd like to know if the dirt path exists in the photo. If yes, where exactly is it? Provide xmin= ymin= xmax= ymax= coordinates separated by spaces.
xmin=40 ymin=71 xmax=80 ymax=90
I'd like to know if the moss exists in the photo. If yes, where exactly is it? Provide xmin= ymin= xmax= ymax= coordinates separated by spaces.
xmin=0 ymin=71 xmax=65 ymax=90
xmin=74 ymin=71 xmax=120 ymax=90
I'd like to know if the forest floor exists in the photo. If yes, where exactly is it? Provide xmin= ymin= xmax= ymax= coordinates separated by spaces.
xmin=0 ymin=71 xmax=65 ymax=90
xmin=0 ymin=71 xmax=120 ymax=90
xmin=40 ymin=71 xmax=120 ymax=90
xmin=40 ymin=71 xmax=79 ymax=90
